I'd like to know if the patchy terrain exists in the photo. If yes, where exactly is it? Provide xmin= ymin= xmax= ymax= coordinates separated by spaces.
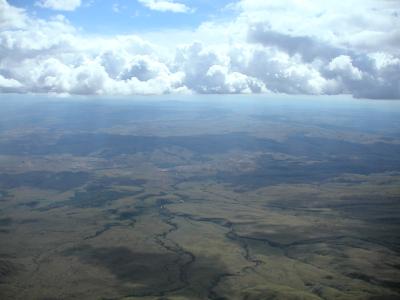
xmin=0 ymin=96 xmax=400 ymax=300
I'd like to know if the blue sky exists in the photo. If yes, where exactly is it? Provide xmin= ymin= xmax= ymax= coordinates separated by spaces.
xmin=1 ymin=0 xmax=399 ymax=99
xmin=9 ymin=0 xmax=235 ymax=34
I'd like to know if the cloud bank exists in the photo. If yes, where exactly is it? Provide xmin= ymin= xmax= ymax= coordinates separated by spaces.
xmin=0 ymin=0 xmax=399 ymax=99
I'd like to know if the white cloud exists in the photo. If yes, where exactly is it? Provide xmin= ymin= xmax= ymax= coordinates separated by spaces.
xmin=35 ymin=0 xmax=81 ymax=11
xmin=173 ymin=42 xmax=266 ymax=94
xmin=233 ymin=0 xmax=400 ymax=55
xmin=328 ymin=55 xmax=363 ymax=81
xmin=0 ymin=4 xmax=185 ymax=95
xmin=0 ymin=0 xmax=399 ymax=99
xmin=112 ymin=3 xmax=120 ymax=13
xmin=0 ymin=74 xmax=23 ymax=92
xmin=138 ymin=0 xmax=191 ymax=13
xmin=0 ymin=0 xmax=27 ymax=29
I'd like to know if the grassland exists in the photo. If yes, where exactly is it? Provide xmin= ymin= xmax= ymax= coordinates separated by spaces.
xmin=0 ymin=97 xmax=399 ymax=299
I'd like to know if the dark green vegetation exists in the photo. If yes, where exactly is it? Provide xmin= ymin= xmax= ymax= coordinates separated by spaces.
xmin=0 ymin=96 xmax=400 ymax=299
xmin=0 ymin=171 xmax=90 ymax=191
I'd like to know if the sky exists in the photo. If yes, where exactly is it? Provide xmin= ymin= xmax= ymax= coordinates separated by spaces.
xmin=0 ymin=0 xmax=399 ymax=99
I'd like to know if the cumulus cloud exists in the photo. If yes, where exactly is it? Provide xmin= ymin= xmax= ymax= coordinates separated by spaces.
xmin=328 ymin=56 xmax=363 ymax=81
xmin=174 ymin=42 xmax=266 ymax=94
xmin=247 ymin=24 xmax=344 ymax=63
xmin=138 ymin=0 xmax=191 ymax=13
xmin=0 ymin=0 xmax=399 ymax=99
xmin=0 ymin=0 xmax=27 ymax=29
xmin=0 ymin=74 xmax=23 ymax=92
xmin=235 ymin=0 xmax=400 ymax=55
xmin=35 ymin=0 xmax=81 ymax=11
xmin=0 ymin=5 xmax=185 ymax=95
xmin=234 ymin=0 xmax=400 ymax=99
